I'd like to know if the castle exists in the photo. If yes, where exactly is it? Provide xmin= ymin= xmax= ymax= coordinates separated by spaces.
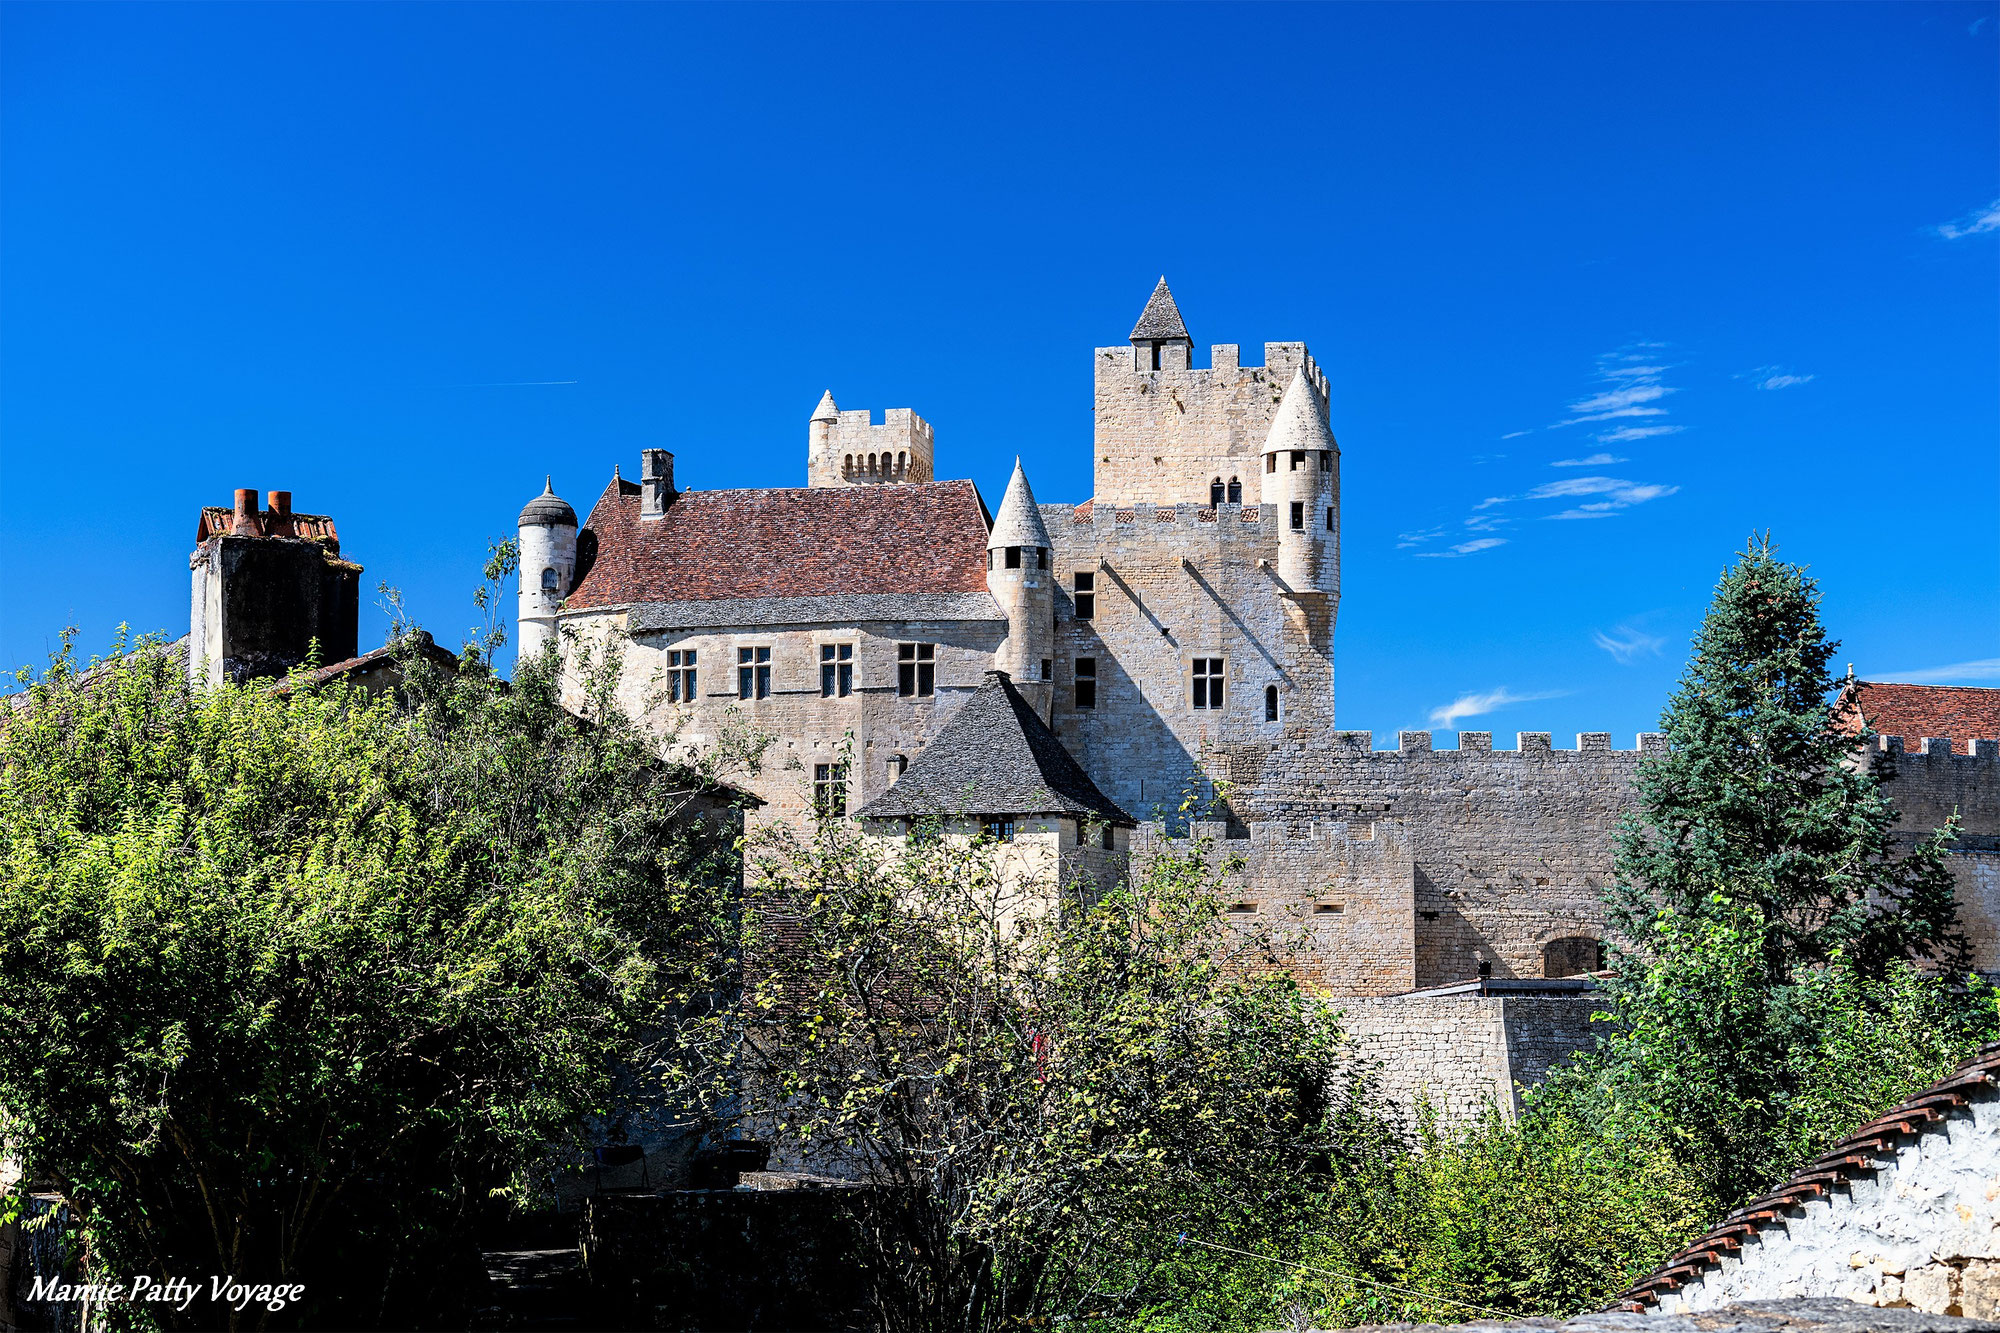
xmin=513 ymin=278 xmax=2000 ymax=1004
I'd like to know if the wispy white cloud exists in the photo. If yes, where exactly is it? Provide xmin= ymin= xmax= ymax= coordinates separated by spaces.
xmin=1935 ymin=199 xmax=2000 ymax=241
xmin=1867 ymin=658 xmax=2000 ymax=684
xmin=1500 ymin=430 xmax=1532 ymax=440
xmin=1593 ymin=623 xmax=1668 ymax=664
xmin=1551 ymin=453 xmax=1627 ymax=468
xmin=1416 ymin=537 xmax=1508 ymax=559
xmin=1740 ymin=365 xmax=1816 ymax=391
xmin=1597 ymin=425 xmax=1684 ymax=443
xmin=1396 ymin=526 xmax=1447 ymax=549
xmin=1428 ymin=686 xmax=1566 ymax=727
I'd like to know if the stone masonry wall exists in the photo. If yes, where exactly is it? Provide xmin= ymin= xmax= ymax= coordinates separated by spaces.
xmin=1133 ymin=818 xmax=1415 ymax=996
xmin=1870 ymin=738 xmax=2000 ymax=972
xmin=1092 ymin=341 xmax=1324 ymax=508
xmin=559 ymin=610 xmax=1006 ymax=818
xmin=1339 ymin=993 xmax=1610 ymax=1129
xmin=1045 ymin=500 xmax=1335 ymax=826
xmin=1659 ymin=1087 xmax=2000 ymax=1319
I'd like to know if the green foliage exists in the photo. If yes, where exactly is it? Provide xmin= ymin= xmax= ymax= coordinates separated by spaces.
xmin=1589 ymin=535 xmax=1982 ymax=1205
xmin=1608 ymin=534 xmax=1963 ymax=981
xmin=691 ymin=809 xmax=1384 ymax=1333
xmin=0 ymin=627 xmax=735 ymax=1329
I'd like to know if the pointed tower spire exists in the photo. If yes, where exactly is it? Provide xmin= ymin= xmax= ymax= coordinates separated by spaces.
xmin=810 ymin=390 xmax=839 ymax=422
xmin=987 ymin=457 xmax=1053 ymax=551
xmin=1264 ymin=368 xmax=1336 ymax=454
xmin=1129 ymin=276 xmax=1190 ymax=344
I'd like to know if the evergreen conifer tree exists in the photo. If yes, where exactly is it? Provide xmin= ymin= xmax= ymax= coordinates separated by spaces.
xmin=1609 ymin=535 xmax=1963 ymax=981
xmin=1588 ymin=536 xmax=1976 ymax=1203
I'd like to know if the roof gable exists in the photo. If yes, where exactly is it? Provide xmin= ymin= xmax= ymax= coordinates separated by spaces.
xmin=856 ymin=671 xmax=1134 ymax=826
xmin=567 ymin=479 xmax=993 ymax=611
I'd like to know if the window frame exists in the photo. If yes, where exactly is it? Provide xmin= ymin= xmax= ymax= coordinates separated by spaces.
xmin=1289 ymin=501 xmax=1305 ymax=530
xmin=812 ymin=761 xmax=849 ymax=819
xmin=1074 ymin=656 xmax=1097 ymax=710
xmin=737 ymin=644 xmax=772 ymax=700
xmin=819 ymin=642 xmax=854 ymax=698
xmin=1191 ymin=657 xmax=1225 ymax=711
xmin=1072 ymin=571 xmax=1095 ymax=619
xmin=897 ymin=642 xmax=936 ymax=698
xmin=666 ymin=648 xmax=698 ymax=704
xmin=1264 ymin=683 xmax=1279 ymax=722
xmin=982 ymin=818 xmax=1016 ymax=843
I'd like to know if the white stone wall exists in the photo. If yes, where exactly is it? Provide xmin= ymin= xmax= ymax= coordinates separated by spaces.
xmin=1659 ymin=1091 xmax=2000 ymax=1321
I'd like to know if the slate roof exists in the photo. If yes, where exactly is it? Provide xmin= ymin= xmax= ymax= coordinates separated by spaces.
xmin=1617 ymin=1042 xmax=2000 ymax=1312
xmin=856 ymin=671 xmax=1135 ymax=826
xmin=1837 ymin=681 xmax=2000 ymax=756
xmin=1129 ymin=276 xmax=1190 ymax=343
xmin=1265 ymin=367 xmax=1338 ymax=454
xmin=987 ymin=460 xmax=1053 ymax=551
xmin=630 ymin=592 xmax=1004 ymax=633
xmin=518 ymin=478 xmax=577 ymax=528
xmin=566 ymin=479 xmax=993 ymax=612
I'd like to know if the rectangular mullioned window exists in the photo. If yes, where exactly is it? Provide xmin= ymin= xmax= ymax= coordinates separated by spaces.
xmin=819 ymin=643 xmax=853 ymax=698
xmin=898 ymin=643 xmax=935 ymax=697
xmin=666 ymin=649 xmax=697 ymax=703
xmin=1072 ymin=571 xmax=1095 ymax=619
xmin=812 ymin=762 xmax=848 ymax=819
xmin=737 ymin=645 xmax=771 ymax=700
xmin=1191 ymin=658 xmax=1225 ymax=711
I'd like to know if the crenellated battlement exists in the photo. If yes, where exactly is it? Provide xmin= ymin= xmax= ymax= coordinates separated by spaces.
xmin=806 ymin=399 xmax=936 ymax=488
xmin=1869 ymin=735 xmax=2000 ymax=762
xmin=1328 ymin=730 xmax=1669 ymax=755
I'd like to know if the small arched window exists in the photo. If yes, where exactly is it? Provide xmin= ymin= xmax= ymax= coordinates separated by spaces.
xmin=844 ymin=454 xmax=854 ymax=476
xmin=1209 ymin=477 xmax=1225 ymax=506
xmin=540 ymin=567 xmax=559 ymax=593
xmin=898 ymin=451 xmax=907 ymax=475
xmin=1227 ymin=477 xmax=1242 ymax=504
xmin=1264 ymin=685 xmax=1279 ymax=722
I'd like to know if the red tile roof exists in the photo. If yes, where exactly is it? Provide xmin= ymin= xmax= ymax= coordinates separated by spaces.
xmin=1836 ymin=681 xmax=2000 ymax=755
xmin=566 ymin=480 xmax=993 ymax=611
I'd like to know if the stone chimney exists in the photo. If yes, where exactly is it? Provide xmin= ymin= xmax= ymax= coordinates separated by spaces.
xmin=640 ymin=449 xmax=676 ymax=519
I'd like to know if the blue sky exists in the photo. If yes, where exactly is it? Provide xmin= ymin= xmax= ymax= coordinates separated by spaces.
xmin=3 ymin=2 xmax=1994 ymax=743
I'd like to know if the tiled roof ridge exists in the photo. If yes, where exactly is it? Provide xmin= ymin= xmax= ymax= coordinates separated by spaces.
xmin=1614 ymin=1042 xmax=2000 ymax=1312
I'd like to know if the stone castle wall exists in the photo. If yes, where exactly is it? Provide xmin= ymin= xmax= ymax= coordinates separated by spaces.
xmin=559 ymin=610 xmax=1007 ymax=819
xmin=1338 ymin=991 xmax=1610 ymax=1128
xmin=1091 ymin=342 xmax=1325 ymax=508
xmin=1044 ymin=500 xmax=1335 ymax=826
xmin=1133 ymin=818 xmax=1415 ymax=996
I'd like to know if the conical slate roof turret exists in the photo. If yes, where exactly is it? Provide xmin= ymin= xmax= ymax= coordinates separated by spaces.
xmin=1129 ymin=276 xmax=1190 ymax=344
xmin=810 ymin=390 xmax=839 ymax=422
xmin=518 ymin=476 xmax=577 ymax=527
xmin=987 ymin=458 xmax=1053 ymax=551
xmin=856 ymin=671 xmax=1135 ymax=826
xmin=1263 ymin=369 xmax=1336 ymax=455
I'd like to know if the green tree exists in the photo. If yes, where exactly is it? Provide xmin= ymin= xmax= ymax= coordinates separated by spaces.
xmin=0 ymin=628 xmax=739 ymax=1330
xmin=1593 ymin=535 xmax=1981 ymax=1203
xmin=685 ymin=809 xmax=1381 ymax=1333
